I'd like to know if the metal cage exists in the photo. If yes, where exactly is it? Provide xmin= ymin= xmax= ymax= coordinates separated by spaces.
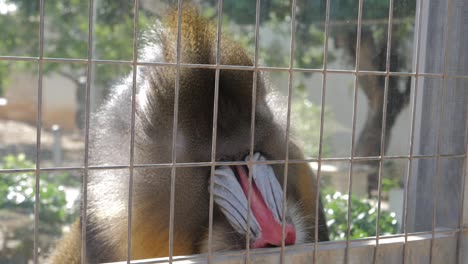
xmin=0 ymin=0 xmax=466 ymax=263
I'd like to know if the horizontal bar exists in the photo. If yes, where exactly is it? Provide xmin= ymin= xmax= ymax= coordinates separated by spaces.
xmin=101 ymin=228 xmax=461 ymax=264
xmin=0 ymin=154 xmax=465 ymax=174
xmin=0 ymin=55 xmax=467 ymax=79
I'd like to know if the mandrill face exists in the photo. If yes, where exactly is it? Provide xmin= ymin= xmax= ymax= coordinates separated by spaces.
xmin=200 ymin=153 xmax=309 ymax=252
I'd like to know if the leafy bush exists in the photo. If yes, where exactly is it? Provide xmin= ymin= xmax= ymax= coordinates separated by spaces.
xmin=0 ymin=154 xmax=79 ymax=262
xmin=322 ymin=188 xmax=398 ymax=240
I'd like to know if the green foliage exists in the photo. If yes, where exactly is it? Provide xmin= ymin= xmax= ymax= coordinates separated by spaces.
xmin=0 ymin=0 xmax=151 ymax=95
xmin=381 ymin=177 xmax=400 ymax=193
xmin=0 ymin=153 xmax=78 ymax=230
xmin=0 ymin=0 xmax=39 ymax=96
xmin=329 ymin=0 xmax=415 ymax=20
xmin=0 ymin=154 xmax=79 ymax=262
xmin=322 ymin=188 xmax=398 ymax=240
xmin=214 ymin=0 xmax=415 ymax=69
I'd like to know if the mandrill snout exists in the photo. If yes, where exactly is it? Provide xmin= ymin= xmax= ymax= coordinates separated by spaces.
xmin=212 ymin=153 xmax=296 ymax=249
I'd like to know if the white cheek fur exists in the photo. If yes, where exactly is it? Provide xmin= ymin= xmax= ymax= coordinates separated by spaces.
xmin=286 ymin=199 xmax=309 ymax=244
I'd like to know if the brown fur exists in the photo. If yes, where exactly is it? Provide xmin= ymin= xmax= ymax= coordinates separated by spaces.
xmin=50 ymin=6 xmax=328 ymax=263
xmin=49 ymin=222 xmax=81 ymax=263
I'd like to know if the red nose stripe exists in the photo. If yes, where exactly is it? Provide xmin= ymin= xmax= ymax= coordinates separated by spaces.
xmin=234 ymin=165 xmax=296 ymax=248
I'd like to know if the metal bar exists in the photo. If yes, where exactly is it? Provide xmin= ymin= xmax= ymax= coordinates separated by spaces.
xmin=207 ymin=1 xmax=224 ymax=263
xmin=402 ymin=0 xmax=425 ymax=263
xmin=1 ymin=154 xmax=466 ymax=174
xmin=168 ymin=1 xmax=183 ymax=262
xmin=2 ymin=55 xmax=468 ymax=77
xmin=313 ymin=0 xmax=331 ymax=263
xmin=81 ymin=0 xmax=95 ymax=262
xmin=280 ymin=1 xmax=297 ymax=263
xmin=430 ymin=1 xmax=454 ymax=263
xmin=126 ymin=0 xmax=140 ymax=262
xmin=98 ymin=229 xmax=461 ymax=264
xmin=0 ymin=154 xmax=465 ymax=175
xmin=457 ymin=116 xmax=468 ymax=263
xmin=2 ymin=54 xmax=468 ymax=80
xmin=33 ymin=0 xmax=45 ymax=262
xmin=373 ymin=1 xmax=394 ymax=263
xmin=345 ymin=0 xmax=364 ymax=263
xmin=244 ymin=0 xmax=261 ymax=263
xmin=0 ymin=168 xmax=83 ymax=173
xmin=430 ymin=92 xmax=446 ymax=263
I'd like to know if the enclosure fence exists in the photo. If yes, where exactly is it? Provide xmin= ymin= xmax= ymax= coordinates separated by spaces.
xmin=0 ymin=0 xmax=467 ymax=263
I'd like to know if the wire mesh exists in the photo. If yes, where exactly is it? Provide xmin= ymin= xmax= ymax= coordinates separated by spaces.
xmin=0 ymin=0 xmax=465 ymax=264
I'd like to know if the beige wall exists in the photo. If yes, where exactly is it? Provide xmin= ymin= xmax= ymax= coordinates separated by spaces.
xmin=0 ymin=71 xmax=77 ymax=132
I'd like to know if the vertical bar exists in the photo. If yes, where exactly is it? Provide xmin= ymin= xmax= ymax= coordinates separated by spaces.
xmin=431 ymin=1 xmax=454 ymax=262
xmin=429 ymin=83 xmax=446 ymax=264
xmin=344 ymin=1 xmax=364 ymax=263
xmin=207 ymin=0 xmax=223 ymax=263
xmin=457 ymin=119 xmax=468 ymax=263
xmin=33 ymin=0 xmax=45 ymax=262
xmin=457 ymin=111 xmax=468 ymax=263
xmin=402 ymin=0 xmax=425 ymax=263
xmin=313 ymin=0 xmax=331 ymax=263
xmin=168 ymin=1 xmax=183 ymax=262
xmin=373 ymin=1 xmax=394 ymax=263
xmin=244 ymin=0 xmax=261 ymax=263
xmin=280 ymin=1 xmax=297 ymax=263
xmin=126 ymin=0 xmax=140 ymax=262
xmin=81 ymin=0 xmax=95 ymax=262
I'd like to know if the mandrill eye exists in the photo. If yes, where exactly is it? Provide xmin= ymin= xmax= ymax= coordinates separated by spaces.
xmin=211 ymin=153 xmax=296 ymax=249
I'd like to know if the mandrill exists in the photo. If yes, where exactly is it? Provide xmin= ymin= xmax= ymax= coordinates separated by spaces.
xmin=50 ymin=6 xmax=329 ymax=263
